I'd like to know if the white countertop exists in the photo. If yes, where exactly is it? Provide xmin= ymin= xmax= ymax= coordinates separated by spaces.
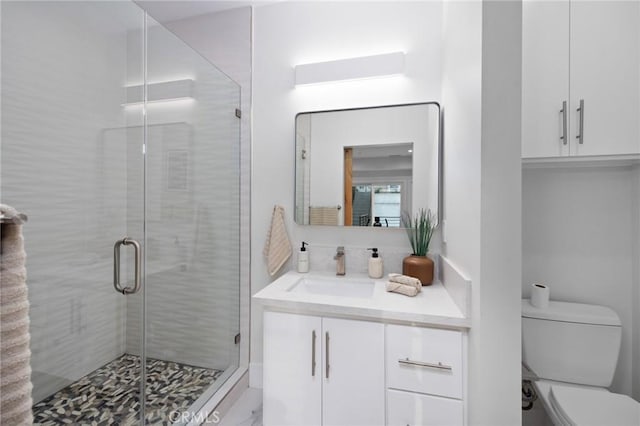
xmin=253 ymin=271 xmax=470 ymax=329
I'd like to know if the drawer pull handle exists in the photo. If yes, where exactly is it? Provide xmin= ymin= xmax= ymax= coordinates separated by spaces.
xmin=398 ymin=358 xmax=452 ymax=372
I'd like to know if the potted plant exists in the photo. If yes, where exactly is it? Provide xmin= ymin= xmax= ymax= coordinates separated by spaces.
xmin=401 ymin=208 xmax=437 ymax=285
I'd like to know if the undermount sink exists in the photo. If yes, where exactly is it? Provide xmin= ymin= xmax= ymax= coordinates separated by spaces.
xmin=287 ymin=276 xmax=375 ymax=298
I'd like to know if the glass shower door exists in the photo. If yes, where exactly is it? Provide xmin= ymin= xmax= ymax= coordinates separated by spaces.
xmin=141 ymin=13 xmax=242 ymax=424
xmin=1 ymin=1 xmax=147 ymax=424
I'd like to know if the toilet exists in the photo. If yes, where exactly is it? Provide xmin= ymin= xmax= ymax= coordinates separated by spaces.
xmin=522 ymin=299 xmax=640 ymax=426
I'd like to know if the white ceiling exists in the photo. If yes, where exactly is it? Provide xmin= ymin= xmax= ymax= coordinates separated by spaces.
xmin=136 ymin=0 xmax=277 ymax=23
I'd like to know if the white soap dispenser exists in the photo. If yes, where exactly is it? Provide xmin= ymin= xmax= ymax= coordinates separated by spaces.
xmin=297 ymin=241 xmax=309 ymax=273
xmin=367 ymin=248 xmax=383 ymax=279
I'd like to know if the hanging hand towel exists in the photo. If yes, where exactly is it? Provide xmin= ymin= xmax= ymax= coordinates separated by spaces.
xmin=263 ymin=205 xmax=292 ymax=276
xmin=0 ymin=204 xmax=33 ymax=426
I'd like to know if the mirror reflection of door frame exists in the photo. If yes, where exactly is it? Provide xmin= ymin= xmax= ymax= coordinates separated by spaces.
xmin=343 ymin=147 xmax=353 ymax=226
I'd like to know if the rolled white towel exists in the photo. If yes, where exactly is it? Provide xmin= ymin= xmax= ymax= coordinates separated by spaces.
xmin=385 ymin=281 xmax=418 ymax=297
xmin=388 ymin=273 xmax=421 ymax=292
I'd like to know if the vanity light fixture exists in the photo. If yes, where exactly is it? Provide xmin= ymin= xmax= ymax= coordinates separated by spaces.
xmin=122 ymin=78 xmax=193 ymax=106
xmin=294 ymin=52 xmax=405 ymax=86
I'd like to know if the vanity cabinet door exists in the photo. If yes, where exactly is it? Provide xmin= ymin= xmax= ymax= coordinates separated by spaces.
xmin=263 ymin=311 xmax=322 ymax=426
xmin=322 ymin=317 xmax=385 ymax=426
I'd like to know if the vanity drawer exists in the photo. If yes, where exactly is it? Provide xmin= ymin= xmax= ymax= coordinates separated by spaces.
xmin=386 ymin=324 xmax=463 ymax=398
xmin=387 ymin=389 xmax=463 ymax=426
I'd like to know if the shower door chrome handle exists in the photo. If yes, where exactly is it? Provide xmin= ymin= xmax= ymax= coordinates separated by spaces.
xmin=113 ymin=237 xmax=142 ymax=295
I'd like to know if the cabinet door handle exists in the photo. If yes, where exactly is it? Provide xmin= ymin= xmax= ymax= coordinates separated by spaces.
xmin=560 ymin=100 xmax=568 ymax=145
xmin=398 ymin=358 xmax=452 ymax=372
xmin=325 ymin=332 xmax=330 ymax=379
xmin=311 ymin=330 xmax=317 ymax=377
xmin=576 ymin=99 xmax=584 ymax=145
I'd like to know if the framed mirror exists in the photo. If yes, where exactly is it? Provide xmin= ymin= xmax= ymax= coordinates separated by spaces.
xmin=294 ymin=102 xmax=441 ymax=227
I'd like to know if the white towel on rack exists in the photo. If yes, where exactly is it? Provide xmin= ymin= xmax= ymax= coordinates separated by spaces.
xmin=263 ymin=205 xmax=292 ymax=276
xmin=309 ymin=206 xmax=340 ymax=225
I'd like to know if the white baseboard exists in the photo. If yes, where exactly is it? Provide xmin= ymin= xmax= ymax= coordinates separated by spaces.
xmin=249 ymin=362 xmax=263 ymax=388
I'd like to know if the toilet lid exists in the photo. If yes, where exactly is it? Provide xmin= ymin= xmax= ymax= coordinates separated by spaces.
xmin=550 ymin=385 xmax=640 ymax=426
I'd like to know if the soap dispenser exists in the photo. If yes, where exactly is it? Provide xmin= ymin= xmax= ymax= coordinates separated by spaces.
xmin=297 ymin=242 xmax=309 ymax=273
xmin=367 ymin=248 xmax=383 ymax=279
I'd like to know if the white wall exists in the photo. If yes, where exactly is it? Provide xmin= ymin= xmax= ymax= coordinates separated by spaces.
xmin=523 ymin=165 xmax=637 ymax=396
xmin=478 ymin=2 xmax=523 ymax=423
xmin=442 ymin=1 xmax=522 ymax=424
xmin=252 ymin=0 xmax=443 ymax=383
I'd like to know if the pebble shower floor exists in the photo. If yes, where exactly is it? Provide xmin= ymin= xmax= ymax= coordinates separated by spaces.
xmin=32 ymin=354 xmax=222 ymax=425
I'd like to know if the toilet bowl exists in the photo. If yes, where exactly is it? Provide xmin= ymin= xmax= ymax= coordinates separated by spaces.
xmin=533 ymin=379 xmax=639 ymax=426
xmin=522 ymin=299 xmax=640 ymax=426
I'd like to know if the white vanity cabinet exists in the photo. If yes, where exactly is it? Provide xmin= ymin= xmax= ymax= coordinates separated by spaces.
xmin=263 ymin=311 xmax=467 ymax=426
xmin=522 ymin=0 xmax=639 ymax=159
xmin=262 ymin=311 xmax=385 ymax=426
xmin=386 ymin=324 xmax=464 ymax=426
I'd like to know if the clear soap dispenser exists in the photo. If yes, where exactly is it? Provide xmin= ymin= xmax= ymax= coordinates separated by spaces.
xmin=367 ymin=248 xmax=383 ymax=279
xmin=297 ymin=241 xmax=309 ymax=273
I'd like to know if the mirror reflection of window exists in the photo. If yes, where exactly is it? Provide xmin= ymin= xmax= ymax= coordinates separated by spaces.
xmin=352 ymin=184 xmax=402 ymax=227
xmin=373 ymin=184 xmax=401 ymax=227
xmin=352 ymin=185 xmax=372 ymax=226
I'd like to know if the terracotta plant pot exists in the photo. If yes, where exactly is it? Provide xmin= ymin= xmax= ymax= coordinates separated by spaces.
xmin=402 ymin=255 xmax=434 ymax=286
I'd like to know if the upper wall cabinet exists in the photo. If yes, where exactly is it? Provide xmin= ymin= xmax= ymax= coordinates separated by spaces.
xmin=522 ymin=0 xmax=640 ymax=159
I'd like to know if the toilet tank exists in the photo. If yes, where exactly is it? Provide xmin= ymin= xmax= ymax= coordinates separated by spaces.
xmin=522 ymin=299 xmax=622 ymax=387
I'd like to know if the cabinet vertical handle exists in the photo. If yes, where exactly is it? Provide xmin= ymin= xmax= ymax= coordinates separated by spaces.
xmin=576 ymin=99 xmax=584 ymax=145
xmin=560 ymin=100 xmax=568 ymax=145
xmin=325 ymin=332 xmax=330 ymax=379
xmin=311 ymin=330 xmax=316 ymax=377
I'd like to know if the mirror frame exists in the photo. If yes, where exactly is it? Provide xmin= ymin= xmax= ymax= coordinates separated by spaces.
xmin=294 ymin=102 xmax=443 ymax=227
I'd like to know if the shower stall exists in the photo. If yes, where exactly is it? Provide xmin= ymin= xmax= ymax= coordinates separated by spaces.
xmin=1 ymin=2 xmax=242 ymax=424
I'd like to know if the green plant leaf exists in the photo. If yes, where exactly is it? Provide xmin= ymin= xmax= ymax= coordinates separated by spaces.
xmin=401 ymin=208 xmax=436 ymax=256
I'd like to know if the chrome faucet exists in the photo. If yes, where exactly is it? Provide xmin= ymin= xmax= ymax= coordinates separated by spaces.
xmin=334 ymin=246 xmax=345 ymax=276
